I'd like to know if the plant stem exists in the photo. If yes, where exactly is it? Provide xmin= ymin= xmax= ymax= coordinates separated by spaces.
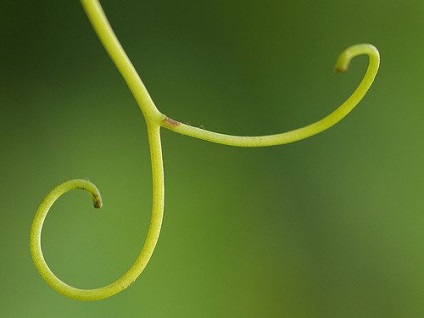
xmin=30 ymin=0 xmax=380 ymax=301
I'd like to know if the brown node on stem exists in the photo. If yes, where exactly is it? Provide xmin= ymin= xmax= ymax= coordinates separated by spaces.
xmin=163 ymin=117 xmax=181 ymax=127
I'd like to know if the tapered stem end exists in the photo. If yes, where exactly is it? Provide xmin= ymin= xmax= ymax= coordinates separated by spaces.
xmin=93 ymin=194 xmax=103 ymax=208
xmin=334 ymin=43 xmax=379 ymax=73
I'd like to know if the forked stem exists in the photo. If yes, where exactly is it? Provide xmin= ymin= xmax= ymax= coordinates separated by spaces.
xmin=30 ymin=0 xmax=380 ymax=301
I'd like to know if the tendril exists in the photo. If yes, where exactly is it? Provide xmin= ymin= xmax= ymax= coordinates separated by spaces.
xmin=30 ymin=0 xmax=380 ymax=301
xmin=161 ymin=44 xmax=380 ymax=146
xmin=30 ymin=124 xmax=164 ymax=301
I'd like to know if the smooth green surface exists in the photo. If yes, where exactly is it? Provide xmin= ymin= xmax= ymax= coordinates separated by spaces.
xmin=2 ymin=0 xmax=424 ymax=317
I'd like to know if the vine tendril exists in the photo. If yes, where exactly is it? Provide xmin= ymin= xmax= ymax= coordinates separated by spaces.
xmin=30 ymin=0 xmax=380 ymax=301
xmin=161 ymin=44 xmax=380 ymax=146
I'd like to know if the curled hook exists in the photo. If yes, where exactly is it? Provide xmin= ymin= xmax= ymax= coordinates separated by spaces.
xmin=161 ymin=44 xmax=380 ymax=147
xmin=30 ymin=180 xmax=104 ymax=300
xmin=30 ymin=123 xmax=164 ymax=302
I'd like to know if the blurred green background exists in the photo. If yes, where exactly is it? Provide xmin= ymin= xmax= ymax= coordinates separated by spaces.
xmin=1 ymin=0 xmax=424 ymax=317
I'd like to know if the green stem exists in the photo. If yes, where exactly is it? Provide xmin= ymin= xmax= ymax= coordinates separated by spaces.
xmin=30 ymin=124 xmax=164 ymax=301
xmin=81 ymin=0 xmax=162 ymax=122
xmin=161 ymin=44 xmax=380 ymax=147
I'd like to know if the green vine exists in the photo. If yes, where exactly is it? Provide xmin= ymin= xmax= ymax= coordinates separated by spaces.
xmin=30 ymin=0 xmax=380 ymax=301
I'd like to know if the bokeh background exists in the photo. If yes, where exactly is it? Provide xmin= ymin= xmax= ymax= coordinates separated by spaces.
xmin=1 ymin=0 xmax=424 ymax=317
